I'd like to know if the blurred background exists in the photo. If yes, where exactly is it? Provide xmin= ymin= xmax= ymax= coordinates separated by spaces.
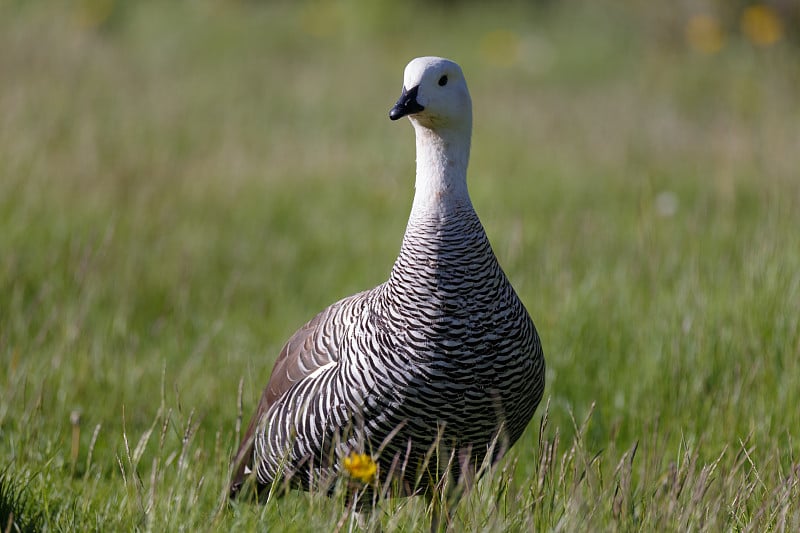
xmin=1 ymin=0 xmax=799 ymax=529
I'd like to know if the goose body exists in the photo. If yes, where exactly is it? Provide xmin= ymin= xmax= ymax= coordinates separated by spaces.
xmin=230 ymin=57 xmax=545 ymax=499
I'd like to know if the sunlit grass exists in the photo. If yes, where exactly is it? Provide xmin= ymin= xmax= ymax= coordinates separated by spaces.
xmin=1 ymin=0 xmax=799 ymax=530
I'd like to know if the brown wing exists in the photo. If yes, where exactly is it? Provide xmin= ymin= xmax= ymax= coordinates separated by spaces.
xmin=229 ymin=294 xmax=359 ymax=497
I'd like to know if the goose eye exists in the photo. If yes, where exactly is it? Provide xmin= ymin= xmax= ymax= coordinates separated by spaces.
xmin=438 ymin=75 xmax=448 ymax=86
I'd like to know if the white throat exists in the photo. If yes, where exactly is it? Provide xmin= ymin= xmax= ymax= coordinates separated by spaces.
xmin=409 ymin=121 xmax=473 ymax=219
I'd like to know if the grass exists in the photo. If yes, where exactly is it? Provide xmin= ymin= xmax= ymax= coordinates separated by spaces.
xmin=1 ymin=0 xmax=799 ymax=530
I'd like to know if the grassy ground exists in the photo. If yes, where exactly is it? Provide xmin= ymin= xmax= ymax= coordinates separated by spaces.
xmin=1 ymin=0 xmax=799 ymax=530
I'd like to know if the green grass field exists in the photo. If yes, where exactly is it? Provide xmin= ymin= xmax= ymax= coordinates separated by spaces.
xmin=2 ymin=1 xmax=799 ymax=530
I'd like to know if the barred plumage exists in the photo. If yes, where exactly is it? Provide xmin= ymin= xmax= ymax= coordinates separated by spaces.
xmin=230 ymin=57 xmax=545 ymax=502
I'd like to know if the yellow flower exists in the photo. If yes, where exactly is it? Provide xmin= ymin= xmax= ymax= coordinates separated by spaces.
xmin=741 ymin=5 xmax=783 ymax=47
xmin=480 ymin=29 xmax=521 ymax=68
xmin=75 ymin=0 xmax=115 ymax=30
xmin=343 ymin=452 xmax=377 ymax=483
xmin=686 ymin=14 xmax=725 ymax=55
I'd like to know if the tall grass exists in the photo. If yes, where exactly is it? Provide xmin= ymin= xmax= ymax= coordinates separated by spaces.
xmin=1 ymin=0 xmax=799 ymax=530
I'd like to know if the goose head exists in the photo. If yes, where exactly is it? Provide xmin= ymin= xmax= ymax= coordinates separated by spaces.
xmin=389 ymin=56 xmax=472 ymax=132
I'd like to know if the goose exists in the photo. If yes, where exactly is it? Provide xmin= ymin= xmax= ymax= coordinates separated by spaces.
xmin=230 ymin=56 xmax=545 ymax=524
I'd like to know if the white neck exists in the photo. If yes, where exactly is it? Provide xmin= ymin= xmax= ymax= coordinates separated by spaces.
xmin=409 ymin=122 xmax=472 ymax=219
